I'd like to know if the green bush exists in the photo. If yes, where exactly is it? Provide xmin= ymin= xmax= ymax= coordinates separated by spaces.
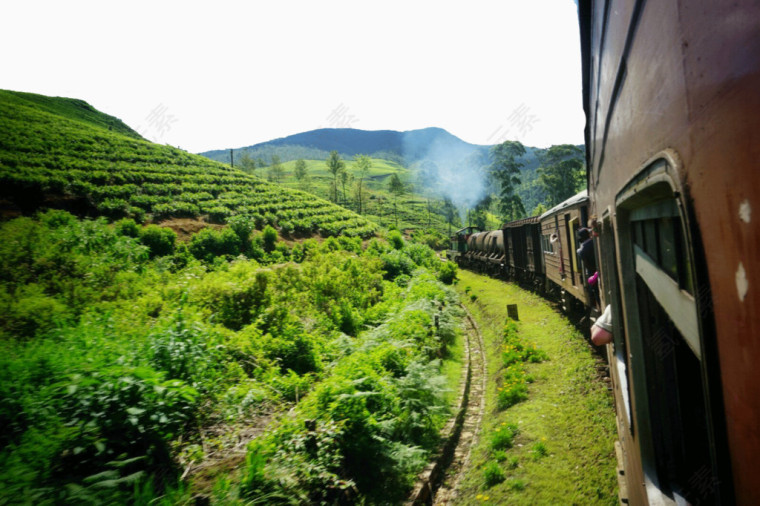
xmin=228 ymin=215 xmax=255 ymax=249
xmin=437 ymin=261 xmax=458 ymax=285
xmin=483 ymin=460 xmax=506 ymax=488
xmin=58 ymin=366 xmax=198 ymax=490
xmin=531 ymin=440 xmax=548 ymax=460
xmin=149 ymin=319 xmax=210 ymax=382
xmin=380 ymin=250 xmax=415 ymax=280
xmin=498 ymin=380 xmax=529 ymax=410
xmin=190 ymin=265 xmax=270 ymax=330
xmin=417 ymin=231 xmax=448 ymax=251
xmin=3 ymin=284 xmax=71 ymax=338
xmin=261 ymin=225 xmax=278 ymax=253
xmin=139 ymin=225 xmax=176 ymax=257
xmin=115 ymin=218 xmax=140 ymax=238
xmin=388 ymin=230 xmax=404 ymax=250
xmin=279 ymin=220 xmax=293 ymax=236
xmin=38 ymin=208 xmax=77 ymax=228
xmin=261 ymin=326 xmax=322 ymax=375
xmin=188 ymin=227 xmax=242 ymax=262
xmin=404 ymin=242 xmax=435 ymax=267
xmin=489 ymin=422 xmax=519 ymax=450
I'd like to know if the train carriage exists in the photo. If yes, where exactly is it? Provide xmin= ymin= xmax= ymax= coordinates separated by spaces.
xmin=504 ymin=216 xmax=543 ymax=283
xmin=538 ymin=190 xmax=592 ymax=309
xmin=484 ymin=229 xmax=506 ymax=273
xmin=579 ymin=0 xmax=760 ymax=503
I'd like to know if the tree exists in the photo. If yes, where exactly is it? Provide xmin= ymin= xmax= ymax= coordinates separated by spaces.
xmin=537 ymin=144 xmax=585 ymax=207
xmin=341 ymin=172 xmax=353 ymax=204
xmin=532 ymin=203 xmax=548 ymax=216
xmin=387 ymin=173 xmax=406 ymax=229
xmin=442 ymin=197 xmax=457 ymax=235
xmin=326 ymin=151 xmax=345 ymax=202
xmin=489 ymin=140 xmax=526 ymax=222
xmin=268 ymin=154 xmax=284 ymax=183
xmin=294 ymin=159 xmax=308 ymax=189
xmin=470 ymin=195 xmax=493 ymax=230
xmin=239 ymin=152 xmax=256 ymax=173
xmin=353 ymin=155 xmax=372 ymax=214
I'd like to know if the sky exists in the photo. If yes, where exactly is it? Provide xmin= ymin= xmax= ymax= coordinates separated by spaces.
xmin=1 ymin=0 xmax=585 ymax=154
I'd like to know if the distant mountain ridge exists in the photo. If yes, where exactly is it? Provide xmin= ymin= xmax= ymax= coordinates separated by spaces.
xmin=199 ymin=127 xmax=554 ymax=212
xmin=198 ymin=127 xmax=582 ymax=215
xmin=199 ymin=127 xmax=491 ymax=166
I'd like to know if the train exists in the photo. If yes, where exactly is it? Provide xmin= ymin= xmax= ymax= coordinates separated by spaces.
xmin=448 ymin=189 xmax=597 ymax=319
xmin=453 ymin=2 xmax=760 ymax=503
xmin=579 ymin=0 xmax=759 ymax=503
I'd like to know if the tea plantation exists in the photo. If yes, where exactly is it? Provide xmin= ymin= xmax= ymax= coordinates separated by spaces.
xmin=0 ymin=90 xmax=377 ymax=238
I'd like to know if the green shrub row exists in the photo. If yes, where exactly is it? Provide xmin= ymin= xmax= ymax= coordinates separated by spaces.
xmin=0 ymin=93 xmax=378 ymax=238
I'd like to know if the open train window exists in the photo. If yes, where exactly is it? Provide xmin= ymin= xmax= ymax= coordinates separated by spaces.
xmin=599 ymin=213 xmax=632 ymax=430
xmin=615 ymin=158 xmax=721 ymax=504
xmin=541 ymin=234 xmax=555 ymax=254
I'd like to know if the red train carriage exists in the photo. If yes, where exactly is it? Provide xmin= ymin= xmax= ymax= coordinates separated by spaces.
xmin=579 ymin=0 xmax=760 ymax=503
xmin=539 ymin=190 xmax=592 ymax=310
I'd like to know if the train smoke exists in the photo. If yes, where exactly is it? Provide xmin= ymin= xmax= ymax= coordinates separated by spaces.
xmin=401 ymin=129 xmax=490 ymax=217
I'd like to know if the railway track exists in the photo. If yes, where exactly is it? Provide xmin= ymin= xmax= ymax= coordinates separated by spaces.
xmin=406 ymin=308 xmax=487 ymax=505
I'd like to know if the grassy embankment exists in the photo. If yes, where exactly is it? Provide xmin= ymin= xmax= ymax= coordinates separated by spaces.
xmin=452 ymin=269 xmax=618 ymax=505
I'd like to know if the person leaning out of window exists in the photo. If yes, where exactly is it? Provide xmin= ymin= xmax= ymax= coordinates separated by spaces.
xmin=591 ymin=304 xmax=613 ymax=345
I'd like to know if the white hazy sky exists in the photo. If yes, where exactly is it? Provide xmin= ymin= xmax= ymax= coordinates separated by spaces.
xmin=1 ymin=0 xmax=585 ymax=154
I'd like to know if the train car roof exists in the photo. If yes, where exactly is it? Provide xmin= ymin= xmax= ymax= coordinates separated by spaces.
xmin=454 ymin=226 xmax=481 ymax=235
xmin=502 ymin=216 xmax=541 ymax=228
xmin=539 ymin=189 xmax=589 ymax=220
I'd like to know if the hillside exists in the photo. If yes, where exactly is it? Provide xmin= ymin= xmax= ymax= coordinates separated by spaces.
xmin=0 ymin=89 xmax=469 ymax=504
xmin=263 ymin=157 xmax=458 ymax=234
xmin=0 ymin=90 xmax=144 ymax=140
xmin=0 ymin=90 xmax=377 ymax=238
xmin=199 ymin=127 xmax=557 ymax=216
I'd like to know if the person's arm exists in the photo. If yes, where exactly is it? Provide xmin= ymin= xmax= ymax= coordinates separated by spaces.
xmin=591 ymin=304 xmax=613 ymax=346
xmin=591 ymin=324 xmax=612 ymax=346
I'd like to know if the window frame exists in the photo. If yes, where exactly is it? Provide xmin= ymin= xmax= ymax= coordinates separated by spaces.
xmin=612 ymin=153 xmax=726 ymax=504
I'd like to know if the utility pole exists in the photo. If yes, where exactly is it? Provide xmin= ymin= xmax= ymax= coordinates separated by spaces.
xmin=229 ymin=149 xmax=234 ymax=167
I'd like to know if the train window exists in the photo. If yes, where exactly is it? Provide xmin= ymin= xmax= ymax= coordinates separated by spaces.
xmin=541 ymin=234 xmax=554 ymax=254
xmin=630 ymin=200 xmax=694 ymax=296
xmin=657 ymin=217 xmax=678 ymax=282
xmin=615 ymin=159 xmax=720 ymax=504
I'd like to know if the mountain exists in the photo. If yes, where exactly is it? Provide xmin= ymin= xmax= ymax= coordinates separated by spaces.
xmin=199 ymin=127 xmax=556 ymax=212
xmin=199 ymin=127 xmax=491 ymax=166
xmin=0 ymin=89 xmax=377 ymax=237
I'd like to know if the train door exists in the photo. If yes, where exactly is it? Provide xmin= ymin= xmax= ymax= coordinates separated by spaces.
xmin=565 ymin=214 xmax=575 ymax=285
xmin=614 ymin=159 xmax=730 ymax=504
xmin=565 ymin=214 xmax=579 ymax=285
